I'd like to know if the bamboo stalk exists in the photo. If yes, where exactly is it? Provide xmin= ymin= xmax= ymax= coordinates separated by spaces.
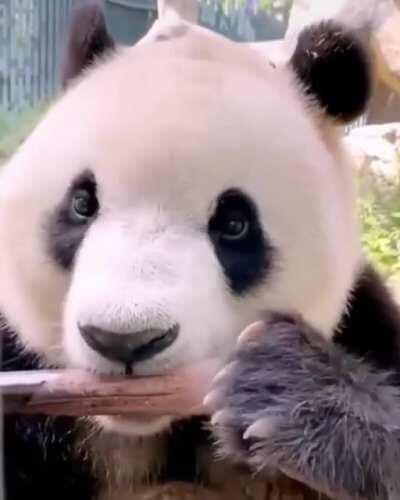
xmin=0 ymin=363 xmax=216 ymax=417
xmin=0 ymin=369 xmax=330 ymax=498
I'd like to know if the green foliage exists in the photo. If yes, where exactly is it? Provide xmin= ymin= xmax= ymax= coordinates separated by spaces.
xmin=258 ymin=0 xmax=273 ymax=9
xmin=259 ymin=0 xmax=293 ymax=9
xmin=0 ymin=105 xmax=46 ymax=164
xmin=358 ymin=149 xmax=400 ymax=278
xmin=360 ymin=192 xmax=400 ymax=277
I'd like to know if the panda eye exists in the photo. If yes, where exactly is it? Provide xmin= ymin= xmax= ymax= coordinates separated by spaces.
xmin=209 ymin=191 xmax=251 ymax=243
xmin=207 ymin=188 xmax=271 ymax=295
xmin=71 ymin=187 xmax=98 ymax=222
xmin=218 ymin=210 xmax=249 ymax=241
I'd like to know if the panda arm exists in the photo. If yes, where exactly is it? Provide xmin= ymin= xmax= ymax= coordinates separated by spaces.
xmin=207 ymin=266 xmax=400 ymax=500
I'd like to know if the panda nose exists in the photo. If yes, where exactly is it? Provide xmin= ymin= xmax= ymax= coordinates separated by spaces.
xmin=78 ymin=324 xmax=179 ymax=366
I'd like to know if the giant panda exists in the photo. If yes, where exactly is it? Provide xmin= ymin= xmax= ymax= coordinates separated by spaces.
xmin=1 ymin=2 xmax=400 ymax=500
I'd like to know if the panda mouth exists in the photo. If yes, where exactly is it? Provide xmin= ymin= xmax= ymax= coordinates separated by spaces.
xmin=123 ymin=327 xmax=179 ymax=376
xmin=98 ymin=414 xmax=173 ymax=437
xmin=79 ymin=324 xmax=180 ymax=374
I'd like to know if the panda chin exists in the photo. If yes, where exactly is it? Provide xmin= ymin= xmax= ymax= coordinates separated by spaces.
xmin=96 ymin=414 xmax=173 ymax=437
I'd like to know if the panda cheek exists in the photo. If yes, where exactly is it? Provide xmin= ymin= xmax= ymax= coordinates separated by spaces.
xmin=47 ymin=220 xmax=89 ymax=271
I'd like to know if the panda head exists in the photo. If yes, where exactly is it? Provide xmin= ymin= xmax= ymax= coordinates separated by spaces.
xmin=0 ymin=4 xmax=370 ymax=435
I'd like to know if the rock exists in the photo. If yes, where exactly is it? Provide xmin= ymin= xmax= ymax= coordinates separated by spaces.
xmin=157 ymin=0 xmax=199 ymax=22
xmin=286 ymin=0 xmax=375 ymax=40
xmin=368 ymin=1 xmax=400 ymax=123
xmin=344 ymin=123 xmax=400 ymax=194
xmin=371 ymin=1 xmax=400 ymax=92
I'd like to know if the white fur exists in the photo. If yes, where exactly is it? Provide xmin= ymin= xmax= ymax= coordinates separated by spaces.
xmin=96 ymin=415 xmax=173 ymax=438
xmin=0 ymin=22 xmax=361 ymax=436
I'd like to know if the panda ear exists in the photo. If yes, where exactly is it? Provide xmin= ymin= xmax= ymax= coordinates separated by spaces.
xmin=290 ymin=21 xmax=371 ymax=123
xmin=61 ymin=1 xmax=115 ymax=88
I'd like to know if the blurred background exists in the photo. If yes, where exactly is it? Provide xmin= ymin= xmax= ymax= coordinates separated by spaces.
xmin=0 ymin=0 xmax=293 ymax=117
xmin=0 ymin=0 xmax=399 ymax=294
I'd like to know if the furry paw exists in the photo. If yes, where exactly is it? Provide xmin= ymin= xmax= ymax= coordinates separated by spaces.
xmin=204 ymin=314 xmax=400 ymax=499
xmin=204 ymin=313 xmax=322 ymax=470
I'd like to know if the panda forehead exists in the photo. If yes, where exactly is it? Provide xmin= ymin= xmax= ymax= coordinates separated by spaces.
xmin=55 ymin=42 xmax=316 ymax=189
xmin=9 ymin=25 xmax=336 ymax=217
xmin=76 ymin=88 xmax=315 ymax=214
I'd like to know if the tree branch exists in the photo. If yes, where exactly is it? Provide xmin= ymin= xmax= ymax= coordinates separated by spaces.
xmin=0 ymin=364 xmax=216 ymax=417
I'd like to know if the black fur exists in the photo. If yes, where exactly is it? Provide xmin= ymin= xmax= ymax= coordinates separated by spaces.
xmin=290 ymin=21 xmax=371 ymax=123
xmin=1 ymin=322 xmax=99 ymax=500
xmin=335 ymin=265 xmax=400 ymax=374
xmin=61 ymin=1 xmax=115 ymax=88
xmin=208 ymin=189 xmax=273 ymax=295
xmin=209 ymin=265 xmax=400 ymax=499
xmin=47 ymin=170 xmax=98 ymax=270
xmin=164 ymin=417 xmax=210 ymax=483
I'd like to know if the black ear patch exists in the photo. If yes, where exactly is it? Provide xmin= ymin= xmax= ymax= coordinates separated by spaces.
xmin=290 ymin=21 xmax=371 ymax=123
xmin=61 ymin=1 xmax=115 ymax=88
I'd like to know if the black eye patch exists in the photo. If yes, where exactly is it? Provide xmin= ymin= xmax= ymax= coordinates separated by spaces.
xmin=208 ymin=189 xmax=273 ymax=295
xmin=47 ymin=170 xmax=98 ymax=270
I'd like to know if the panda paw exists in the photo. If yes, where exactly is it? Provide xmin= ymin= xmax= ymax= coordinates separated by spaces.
xmin=205 ymin=315 xmax=400 ymax=499
xmin=205 ymin=314 xmax=350 ymax=476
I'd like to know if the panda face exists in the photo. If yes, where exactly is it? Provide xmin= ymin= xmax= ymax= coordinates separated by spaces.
xmin=0 ymin=22 xmax=362 ymax=435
